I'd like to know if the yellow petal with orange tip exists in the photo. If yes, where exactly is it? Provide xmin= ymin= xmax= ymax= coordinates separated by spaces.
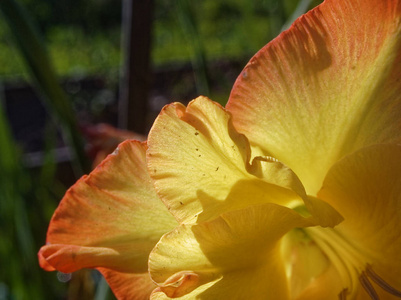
xmin=38 ymin=140 xmax=177 ymax=299
xmin=227 ymin=0 xmax=401 ymax=195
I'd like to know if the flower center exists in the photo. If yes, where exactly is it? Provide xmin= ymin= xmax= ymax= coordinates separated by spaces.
xmin=302 ymin=226 xmax=401 ymax=300
xmin=283 ymin=204 xmax=401 ymax=299
xmin=305 ymin=226 xmax=367 ymax=298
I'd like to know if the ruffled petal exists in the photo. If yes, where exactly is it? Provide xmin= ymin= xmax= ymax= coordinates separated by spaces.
xmin=38 ymin=140 xmax=177 ymax=275
xmin=148 ymin=203 xmax=315 ymax=299
xmin=150 ymin=280 xmax=218 ymax=300
xmin=318 ymin=144 xmax=401 ymax=292
xmin=227 ymin=0 xmax=401 ymax=195
xmin=147 ymin=96 xmax=340 ymax=224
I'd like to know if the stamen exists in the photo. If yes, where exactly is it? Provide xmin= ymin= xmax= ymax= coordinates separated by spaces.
xmin=306 ymin=227 xmax=363 ymax=297
xmin=366 ymin=265 xmax=401 ymax=297
xmin=359 ymin=272 xmax=379 ymax=300
xmin=338 ymin=288 xmax=348 ymax=300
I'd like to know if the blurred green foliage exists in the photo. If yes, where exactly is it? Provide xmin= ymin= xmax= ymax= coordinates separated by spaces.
xmin=153 ymin=0 xmax=321 ymax=64
xmin=0 ymin=0 xmax=323 ymax=80
xmin=0 ymin=96 xmax=66 ymax=299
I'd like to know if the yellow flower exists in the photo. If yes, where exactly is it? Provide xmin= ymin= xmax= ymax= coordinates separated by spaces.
xmin=39 ymin=0 xmax=401 ymax=299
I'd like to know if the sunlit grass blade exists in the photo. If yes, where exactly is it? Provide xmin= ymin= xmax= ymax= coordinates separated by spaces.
xmin=176 ymin=0 xmax=210 ymax=96
xmin=281 ymin=0 xmax=314 ymax=31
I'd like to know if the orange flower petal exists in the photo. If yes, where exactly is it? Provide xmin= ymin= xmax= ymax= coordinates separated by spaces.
xmin=39 ymin=140 xmax=176 ymax=275
xmin=98 ymin=268 xmax=156 ymax=300
xmin=227 ymin=0 xmax=401 ymax=195
xmin=39 ymin=244 xmax=121 ymax=273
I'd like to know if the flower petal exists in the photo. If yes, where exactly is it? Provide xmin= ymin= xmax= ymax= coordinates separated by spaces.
xmin=38 ymin=140 xmax=177 ymax=275
xmin=150 ymin=280 xmax=218 ymax=300
xmin=98 ymin=268 xmax=156 ymax=300
xmin=227 ymin=0 xmax=401 ymax=194
xmin=318 ymin=144 xmax=401 ymax=291
xmin=147 ymin=96 xmax=324 ymax=224
xmin=149 ymin=203 xmax=314 ymax=299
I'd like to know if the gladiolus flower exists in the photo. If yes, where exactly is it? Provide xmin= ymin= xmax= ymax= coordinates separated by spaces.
xmin=39 ymin=0 xmax=401 ymax=299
